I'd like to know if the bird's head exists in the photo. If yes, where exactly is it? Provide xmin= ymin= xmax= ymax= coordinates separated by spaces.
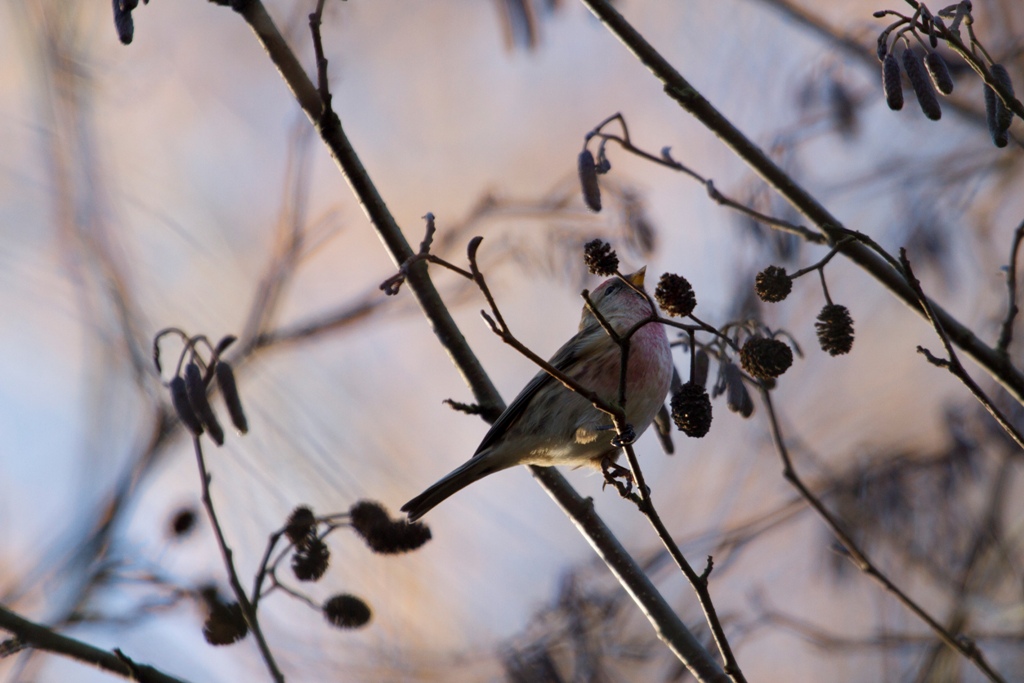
xmin=580 ymin=267 xmax=655 ymax=331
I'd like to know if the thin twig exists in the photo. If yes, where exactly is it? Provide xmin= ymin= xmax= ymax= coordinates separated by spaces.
xmin=789 ymin=237 xmax=855 ymax=280
xmin=610 ymin=330 xmax=746 ymax=680
xmin=250 ymin=529 xmax=288 ymax=610
xmin=704 ymin=179 xmax=825 ymax=244
xmin=469 ymin=251 xmax=745 ymax=681
xmin=759 ymin=389 xmax=1008 ymax=683
xmin=192 ymin=437 xmax=285 ymax=683
xmin=231 ymin=2 xmax=726 ymax=679
xmin=577 ymin=0 xmax=1024 ymax=407
xmin=996 ymin=218 xmax=1024 ymax=356
xmin=618 ymin=442 xmax=748 ymax=683
xmin=899 ymin=249 xmax=1024 ymax=452
xmin=380 ymin=215 xmax=476 ymax=296
xmin=753 ymin=598 xmax=1024 ymax=652
xmin=309 ymin=0 xmax=331 ymax=113
xmin=587 ymin=117 xmax=826 ymax=246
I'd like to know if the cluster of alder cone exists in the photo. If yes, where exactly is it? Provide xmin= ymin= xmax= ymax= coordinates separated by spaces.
xmin=581 ymin=242 xmax=852 ymax=440
xmin=199 ymin=499 xmax=430 ymax=646
xmin=156 ymin=332 xmax=431 ymax=645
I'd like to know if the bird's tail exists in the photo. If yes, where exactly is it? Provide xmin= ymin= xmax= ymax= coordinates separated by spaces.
xmin=401 ymin=454 xmax=507 ymax=522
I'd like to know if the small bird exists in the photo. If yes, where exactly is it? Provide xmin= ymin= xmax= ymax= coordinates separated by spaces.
xmin=402 ymin=268 xmax=672 ymax=521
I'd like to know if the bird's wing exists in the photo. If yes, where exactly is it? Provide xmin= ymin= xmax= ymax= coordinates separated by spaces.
xmin=472 ymin=370 xmax=556 ymax=457
xmin=472 ymin=330 xmax=592 ymax=457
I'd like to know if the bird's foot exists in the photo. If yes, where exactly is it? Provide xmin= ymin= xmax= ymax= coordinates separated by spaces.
xmin=609 ymin=424 xmax=637 ymax=448
xmin=600 ymin=455 xmax=634 ymax=498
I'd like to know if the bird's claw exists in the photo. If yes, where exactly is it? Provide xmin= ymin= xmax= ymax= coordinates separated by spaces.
xmin=600 ymin=455 xmax=634 ymax=498
xmin=610 ymin=424 xmax=637 ymax=448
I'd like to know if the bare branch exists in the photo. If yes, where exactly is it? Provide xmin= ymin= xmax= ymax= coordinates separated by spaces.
xmin=898 ymin=248 xmax=1024 ymax=451
xmin=578 ymin=0 xmax=1024 ymax=407
xmin=0 ymin=605 xmax=190 ymax=683
xmin=759 ymin=388 xmax=1008 ymax=683
xmin=192 ymin=437 xmax=284 ymax=683
xmin=230 ymin=2 xmax=727 ymax=679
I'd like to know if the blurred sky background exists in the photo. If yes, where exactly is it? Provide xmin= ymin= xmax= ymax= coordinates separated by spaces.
xmin=1 ymin=1 xmax=1023 ymax=681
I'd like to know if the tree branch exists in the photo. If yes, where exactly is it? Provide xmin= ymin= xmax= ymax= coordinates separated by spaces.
xmin=192 ymin=437 xmax=284 ymax=683
xmin=0 ymin=605 xmax=190 ymax=683
xmin=227 ymin=2 xmax=727 ymax=680
xmin=578 ymin=0 xmax=1024 ymax=406
xmin=759 ymin=389 xmax=1008 ymax=683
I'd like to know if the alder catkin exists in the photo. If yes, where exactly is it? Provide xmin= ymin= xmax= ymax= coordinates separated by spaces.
xmin=185 ymin=362 xmax=224 ymax=446
xmin=577 ymin=149 xmax=601 ymax=212
xmin=202 ymin=600 xmax=248 ymax=646
xmin=991 ymin=64 xmax=1016 ymax=134
xmin=170 ymin=376 xmax=204 ymax=436
xmin=583 ymin=239 xmax=618 ymax=276
xmin=349 ymin=500 xmax=432 ymax=554
xmin=693 ymin=349 xmax=710 ymax=388
xmin=112 ymin=0 xmax=134 ymax=45
xmin=985 ymin=84 xmax=1009 ymax=148
xmin=755 ymin=265 xmax=792 ymax=303
xmin=285 ymin=506 xmax=317 ymax=547
xmin=924 ymin=51 xmax=954 ymax=95
xmin=654 ymin=273 xmax=696 ymax=317
xmin=903 ymin=49 xmax=941 ymax=120
xmin=215 ymin=361 xmax=248 ymax=434
xmin=883 ymin=52 xmax=904 ymax=111
xmin=723 ymin=362 xmax=754 ymax=418
xmin=292 ymin=537 xmax=330 ymax=582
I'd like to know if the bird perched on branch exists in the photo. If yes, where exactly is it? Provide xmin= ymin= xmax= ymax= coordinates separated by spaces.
xmin=402 ymin=268 xmax=672 ymax=521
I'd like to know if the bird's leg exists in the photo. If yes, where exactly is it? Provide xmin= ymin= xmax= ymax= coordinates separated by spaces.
xmin=609 ymin=423 xmax=637 ymax=448
xmin=600 ymin=452 xmax=634 ymax=497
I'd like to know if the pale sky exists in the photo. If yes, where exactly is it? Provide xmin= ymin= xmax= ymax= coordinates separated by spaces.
xmin=1 ymin=1 xmax=1021 ymax=681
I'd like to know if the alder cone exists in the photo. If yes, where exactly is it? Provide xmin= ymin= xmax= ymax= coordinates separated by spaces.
xmin=740 ymin=337 xmax=793 ymax=380
xmin=670 ymin=382 xmax=713 ymax=438
xmin=815 ymin=304 xmax=855 ymax=356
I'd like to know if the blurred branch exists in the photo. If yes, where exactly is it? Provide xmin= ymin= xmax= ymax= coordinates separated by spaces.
xmin=759 ymin=388 xmax=1008 ymax=683
xmin=578 ymin=0 xmax=1024 ymax=406
xmin=239 ymin=121 xmax=316 ymax=348
xmin=751 ymin=597 xmax=1024 ymax=652
xmin=586 ymin=113 xmax=826 ymax=245
xmin=618 ymin=439 xmax=746 ymax=683
xmin=252 ymin=290 xmax=384 ymax=349
xmin=225 ymin=1 xmax=728 ymax=680
xmin=913 ymin=449 xmax=1015 ymax=682
xmin=0 ymin=605 xmax=190 ymax=683
xmin=997 ymin=217 xmax=1024 ymax=355
xmin=747 ymin=0 xmax=1022 ymax=136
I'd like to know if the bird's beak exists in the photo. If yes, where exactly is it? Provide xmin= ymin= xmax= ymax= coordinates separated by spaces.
xmin=625 ymin=267 xmax=647 ymax=289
